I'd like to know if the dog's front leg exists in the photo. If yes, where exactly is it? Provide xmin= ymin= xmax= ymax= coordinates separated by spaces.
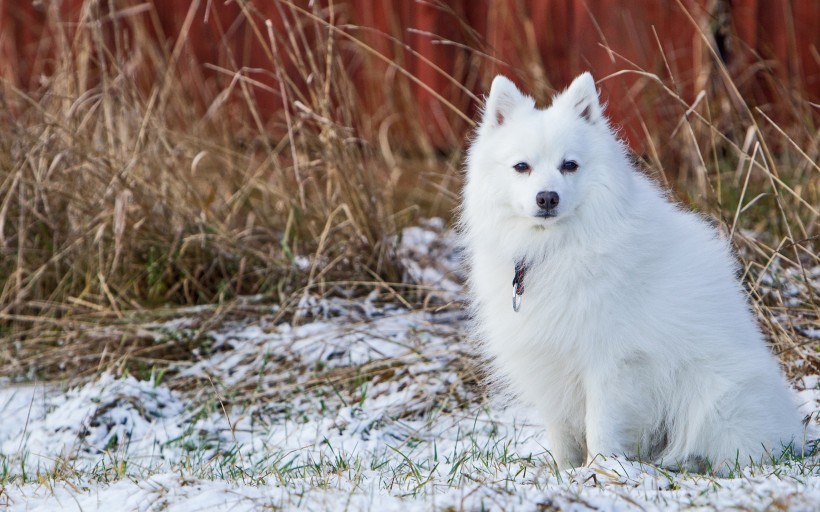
xmin=584 ymin=376 xmax=639 ymax=464
xmin=545 ymin=422 xmax=586 ymax=469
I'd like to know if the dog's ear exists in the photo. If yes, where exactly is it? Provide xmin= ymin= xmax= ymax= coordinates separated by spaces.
xmin=481 ymin=75 xmax=532 ymax=129
xmin=565 ymin=72 xmax=603 ymax=123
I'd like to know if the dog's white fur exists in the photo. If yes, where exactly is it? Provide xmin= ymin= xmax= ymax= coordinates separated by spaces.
xmin=460 ymin=72 xmax=803 ymax=473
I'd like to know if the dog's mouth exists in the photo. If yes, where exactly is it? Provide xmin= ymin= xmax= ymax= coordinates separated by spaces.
xmin=535 ymin=209 xmax=558 ymax=219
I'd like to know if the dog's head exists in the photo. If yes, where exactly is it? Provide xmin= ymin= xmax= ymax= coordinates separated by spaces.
xmin=465 ymin=73 xmax=626 ymax=230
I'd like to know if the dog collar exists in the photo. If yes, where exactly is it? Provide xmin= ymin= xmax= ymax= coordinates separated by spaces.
xmin=512 ymin=258 xmax=527 ymax=312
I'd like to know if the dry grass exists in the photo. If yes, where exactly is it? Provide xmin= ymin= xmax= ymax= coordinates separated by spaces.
xmin=0 ymin=1 xmax=416 ymax=379
xmin=0 ymin=0 xmax=817 ymax=381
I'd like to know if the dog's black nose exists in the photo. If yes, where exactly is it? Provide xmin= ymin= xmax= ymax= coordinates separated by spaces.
xmin=536 ymin=191 xmax=560 ymax=210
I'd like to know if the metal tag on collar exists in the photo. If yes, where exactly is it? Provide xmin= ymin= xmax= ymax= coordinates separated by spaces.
xmin=512 ymin=288 xmax=522 ymax=312
xmin=512 ymin=259 xmax=526 ymax=312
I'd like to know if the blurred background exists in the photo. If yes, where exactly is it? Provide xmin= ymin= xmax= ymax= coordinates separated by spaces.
xmin=0 ymin=1 xmax=817 ymax=378
xmin=3 ymin=1 xmax=817 ymax=149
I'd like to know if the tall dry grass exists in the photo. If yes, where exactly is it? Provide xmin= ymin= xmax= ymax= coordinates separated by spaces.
xmin=0 ymin=0 xmax=817 ymax=380
xmin=0 ymin=0 xmax=411 ymax=378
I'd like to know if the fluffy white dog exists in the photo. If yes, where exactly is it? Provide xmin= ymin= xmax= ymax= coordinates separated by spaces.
xmin=459 ymin=72 xmax=804 ymax=473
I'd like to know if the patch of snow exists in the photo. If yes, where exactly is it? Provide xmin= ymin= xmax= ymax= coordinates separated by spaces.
xmin=293 ymin=255 xmax=311 ymax=271
xmin=1 ymin=374 xmax=187 ymax=471
xmin=397 ymin=219 xmax=463 ymax=302
xmin=2 ymin=223 xmax=820 ymax=511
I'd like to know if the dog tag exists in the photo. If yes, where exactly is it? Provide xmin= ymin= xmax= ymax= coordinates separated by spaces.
xmin=512 ymin=288 xmax=522 ymax=312
xmin=512 ymin=259 xmax=527 ymax=312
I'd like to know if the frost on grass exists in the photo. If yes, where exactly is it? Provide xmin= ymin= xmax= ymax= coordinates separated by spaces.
xmin=2 ymin=221 xmax=820 ymax=511
xmin=1 ymin=374 xmax=185 ymax=466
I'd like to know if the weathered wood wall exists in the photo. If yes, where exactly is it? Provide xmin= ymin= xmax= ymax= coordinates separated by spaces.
xmin=1 ymin=1 xmax=817 ymax=149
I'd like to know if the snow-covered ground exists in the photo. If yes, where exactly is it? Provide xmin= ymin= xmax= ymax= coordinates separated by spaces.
xmin=1 ymin=221 xmax=819 ymax=511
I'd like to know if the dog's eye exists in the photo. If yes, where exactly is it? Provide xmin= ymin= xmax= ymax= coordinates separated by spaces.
xmin=560 ymin=160 xmax=579 ymax=172
xmin=513 ymin=162 xmax=531 ymax=173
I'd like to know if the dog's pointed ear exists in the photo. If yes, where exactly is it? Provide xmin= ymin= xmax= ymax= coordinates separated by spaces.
xmin=481 ymin=75 xmax=532 ymax=129
xmin=565 ymin=72 xmax=603 ymax=123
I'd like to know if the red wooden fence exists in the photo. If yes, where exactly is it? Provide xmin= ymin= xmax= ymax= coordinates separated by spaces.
xmin=1 ymin=1 xmax=817 ymax=149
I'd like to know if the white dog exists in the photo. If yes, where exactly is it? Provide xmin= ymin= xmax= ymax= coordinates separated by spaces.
xmin=459 ymin=72 xmax=804 ymax=473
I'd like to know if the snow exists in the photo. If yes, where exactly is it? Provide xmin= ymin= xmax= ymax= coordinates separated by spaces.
xmin=1 ymin=374 xmax=187 ymax=470
xmin=1 ymin=219 xmax=819 ymax=511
